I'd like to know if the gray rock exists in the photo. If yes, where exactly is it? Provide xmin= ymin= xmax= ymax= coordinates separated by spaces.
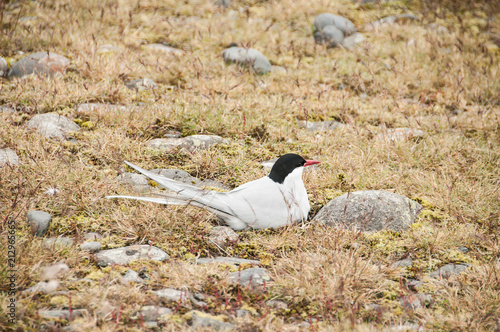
xmin=80 ymin=241 xmax=102 ymax=252
xmin=116 ymin=172 xmax=150 ymax=193
xmin=236 ymin=309 xmax=251 ymax=317
xmin=22 ymin=280 xmax=60 ymax=294
xmin=38 ymin=309 xmax=88 ymax=320
xmin=43 ymin=237 xmax=74 ymax=249
xmin=75 ymin=103 xmax=128 ymax=114
xmin=298 ymin=120 xmax=345 ymax=132
xmin=429 ymin=263 xmax=469 ymax=279
xmin=83 ymin=232 xmax=102 ymax=240
xmin=399 ymin=294 xmax=432 ymax=310
xmin=199 ymin=179 xmax=230 ymax=191
xmin=26 ymin=113 xmax=80 ymax=139
xmin=0 ymin=57 xmax=7 ymax=77
xmin=270 ymin=65 xmax=286 ymax=74
xmin=139 ymin=305 xmax=173 ymax=321
xmin=313 ymin=190 xmax=423 ymax=232
xmin=366 ymin=14 xmax=417 ymax=30
xmin=154 ymin=288 xmax=191 ymax=304
xmin=426 ymin=23 xmax=449 ymax=34
xmin=146 ymin=135 xmax=227 ymax=153
xmin=376 ymin=128 xmax=424 ymax=142
xmin=266 ymin=300 xmax=288 ymax=310
xmin=228 ymin=267 xmax=272 ymax=288
xmin=0 ymin=106 xmax=16 ymax=113
xmin=41 ymin=262 xmax=69 ymax=280
xmin=314 ymin=25 xmax=344 ymax=47
xmin=125 ymin=78 xmax=158 ymax=92
xmin=216 ymin=0 xmax=231 ymax=7
xmin=0 ymin=148 xmax=20 ymax=167
xmin=261 ymin=158 xmax=278 ymax=170
xmin=144 ymin=43 xmax=184 ymax=56
xmin=164 ymin=130 xmax=182 ymax=138
xmin=9 ymin=52 xmax=70 ymax=78
xmin=96 ymin=245 xmax=170 ymax=267
xmin=407 ymin=279 xmax=423 ymax=291
xmin=121 ymin=269 xmax=144 ymax=284
xmin=313 ymin=13 xmax=357 ymax=36
xmin=151 ymin=168 xmax=201 ymax=186
xmin=27 ymin=210 xmax=52 ymax=236
xmin=146 ymin=138 xmax=185 ymax=152
xmin=208 ymin=226 xmax=239 ymax=249
xmin=97 ymin=44 xmax=120 ymax=53
xmin=189 ymin=311 xmax=235 ymax=330
xmin=222 ymin=47 xmax=271 ymax=75
xmin=197 ymin=257 xmax=260 ymax=265
xmin=392 ymin=257 xmax=413 ymax=268
xmin=341 ymin=33 xmax=365 ymax=50
xmin=458 ymin=246 xmax=469 ymax=254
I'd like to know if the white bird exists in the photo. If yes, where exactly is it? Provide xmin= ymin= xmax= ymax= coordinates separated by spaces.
xmin=107 ymin=154 xmax=320 ymax=230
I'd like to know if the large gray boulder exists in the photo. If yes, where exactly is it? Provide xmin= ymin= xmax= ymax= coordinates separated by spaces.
xmin=0 ymin=148 xmax=20 ymax=167
xmin=9 ymin=52 xmax=70 ymax=78
xmin=313 ymin=13 xmax=357 ymax=36
xmin=314 ymin=25 xmax=345 ymax=47
xmin=222 ymin=47 xmax=271 ymax=75
xmin=313 ymin=190 xmax=422 ymax=232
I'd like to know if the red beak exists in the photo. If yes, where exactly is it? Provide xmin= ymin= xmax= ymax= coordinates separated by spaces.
xmin=304 ymin=160 xmax=320 ymax=167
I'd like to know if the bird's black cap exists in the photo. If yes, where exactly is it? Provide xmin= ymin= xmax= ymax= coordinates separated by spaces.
xmin=268 ymin=154 xmax=307 ymax=184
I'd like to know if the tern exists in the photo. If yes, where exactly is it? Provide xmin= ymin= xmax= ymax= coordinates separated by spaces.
xmin=107 ymin=154 xmax=320 ymax=230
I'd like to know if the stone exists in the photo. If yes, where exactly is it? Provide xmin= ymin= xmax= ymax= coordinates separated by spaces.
xmin=298 ymin=120 xmax=345 ymax=132
xmin=196 ymin=257 xmax=260 ymax=265
xmin=266 ymin=300 xmax=288 ymax=310
xmin=97 ymin=44 xmax=120 ymax=53
xmin=376 ymin=128 xmax=424 ymax=142
xmin=153 ymin=288 xmax=191 ymax=304
xmin=392 ymin=257 xmax=413 ymax=268
xmin=216 ymin=0 xmax=231 ymax=7
xmin=228 ymin=268 xmax=272 ymax=288
xmin=22 ymin=280 xmax=59 ymax=294
xmin=146 ymin=135 xmax=227 ymax=153
xmin=121 ymin=269 xmax=144 ymax=284
xmin=146 ymin=138 xmax=184 ymax=152
xmin=0 ymin=148 xmax=20 ymax=167
xmin=164 ymin=130 xmax=182 ymax=138
xmin=341 ymin=33 xmax=365 ymax=50
xmin=399 ymin=294 xmax=432 ymax=310
xmin=261 ymin=158 xmax=278 ymax=170
xmin=139 ymin=306 xmax=173 ymax=321
xmin=313 ymin=190 xmax=423 ymax=232
xmin=313 ymin=13 xmax=357 ymax=36
xmin=222 ymin=47 xmax=271 ymax=75
xmin=429 ymin=263 xmax=469 ymax=279
xmin=0 ymin=57 xmax=7 ymax=77
xmin=26 ymin=113 xmax=80 ymax=139
xmin=75 ymin=103 xmax=128 ymax=115
xmin=314 ymin=25 xmax=344 ymax=47
xmin=188 ymin=311 xmax=235 ymax=330
xmin=458 ymin=246 xmax=469 ymax=254
xmin=407 ymin=279 xmax=423 ymax=292
xmin=125 ymin=78 xmax=158 ymax=92
xmin=116 ymin=172 xmax=150 ymax=193
xmin=144 ymin=43 xmax=184 ymax=56
xmin=8 ymin=52 xmax=70 ymax=78
xmin=366 ymin=14 xmax=417 ymax=30
xmin=0 ymin=106 xmax=16 ymax=113
xmin=151 ymin=168 xmax=201 ymax=186
xmin=41 ymin=262 xmax=69 ymax=280
xmin=199 ymin=179 xmax=231 ymax=191
xmin=38 ymin=309 xmax=88 ymax=320
xmin=27 ymin=210 xmax=52 ymax=236
xmin=426 ymin=23 xmax=449 ymax=34
xmin=236 ymin=309 xmax=251 ymax=317
xmin=84 ymin=232 xmax=102 ymax=241
xmin=80 ymin=241 xmax=102 ymax=252
xmin=96 ymin=245 xmax=170 ymax=267
xmin=43 ymin=237 xmax=74 ymax=249
xmin=208 ymin=226 xmax=239 ymax=248
xmin=270 ymin=65 xmax=286 ymax=74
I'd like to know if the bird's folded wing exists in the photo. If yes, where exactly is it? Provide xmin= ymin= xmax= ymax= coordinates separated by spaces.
xmin=120 ymin=161 xmax=236 ymax=216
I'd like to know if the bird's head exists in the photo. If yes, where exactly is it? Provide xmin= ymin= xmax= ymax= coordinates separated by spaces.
xmin=268 ymin=154 xmax=320 ymax=184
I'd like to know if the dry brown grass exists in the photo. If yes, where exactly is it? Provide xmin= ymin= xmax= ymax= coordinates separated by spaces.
xmin=1 ymin=0 xmax=499 ymax=330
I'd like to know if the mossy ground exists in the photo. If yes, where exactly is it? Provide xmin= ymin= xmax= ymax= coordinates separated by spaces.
xmin=0 ymin=0 xmax=499 ymax=330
